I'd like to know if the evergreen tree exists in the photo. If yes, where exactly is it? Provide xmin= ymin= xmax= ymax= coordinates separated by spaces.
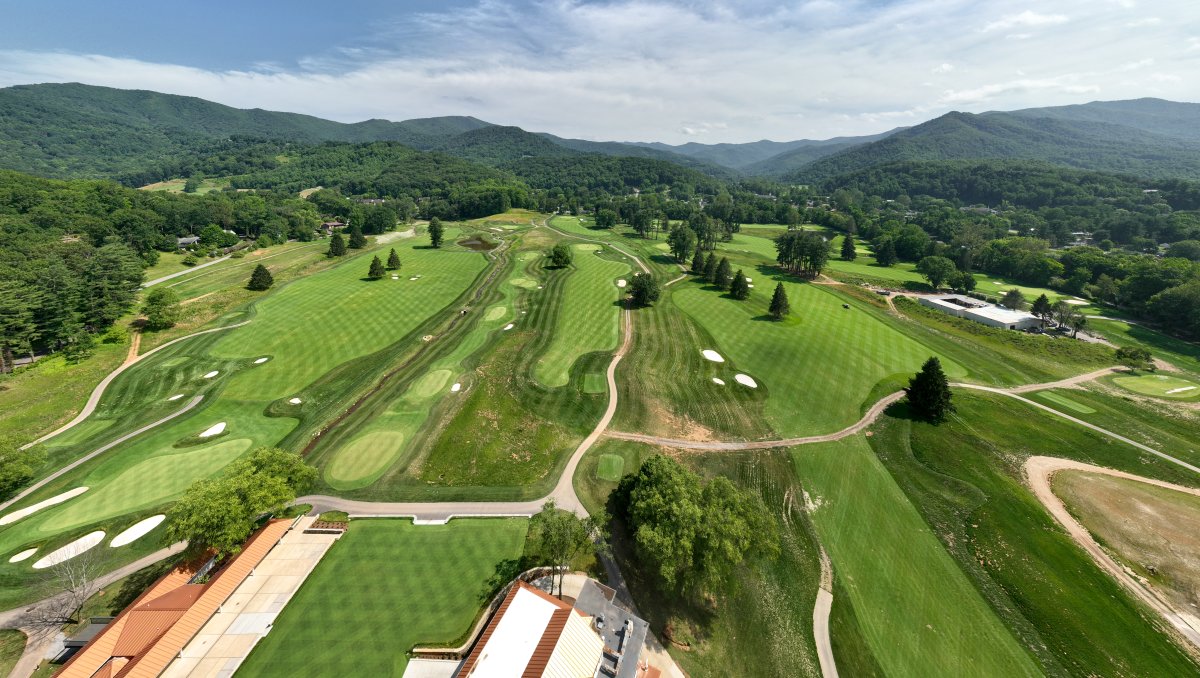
xmin=703 ymin=252 xmax=718 ymax=282
xmin=429 ymin=217 xmax=444 ymax=248
xmin=348 ymin=224 xmax=367 ymax=249
xmin=691 ymin=248 xmax=705 ymax=274
xmin=368 ymin=256 xmax=386 ymax=279
xmin=1000 ymin=289 xmax=1027 ymax=310
xmin=327 ymin=232 xmax=346 ymax=257
xmin=768 ymin=283 xmax=790 ymax=320
xmin=1031 ymin=293 xmax=1052 ymax=322
xmin=729 ymin=269 xmax=750 ymax=300
xmin=247 ymin=264 xmax=274 ymax=291
xmin=905 ymin=357 xmax=954 ymax=423
xmin=714 ymin=257 xmax=732 ymax=288
xmin=841 ymin=234 xmax=858 ymax=261
xmin=386 ymin=248 xmax=401 ymax=270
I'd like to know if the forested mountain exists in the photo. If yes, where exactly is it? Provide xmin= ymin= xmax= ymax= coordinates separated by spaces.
xmin=539 ymin=135 xmax=737 ymax=179
xmin=638 ymin=130 xmax=903 ymax=173
xmin=431 ymin=125 xmax=581 ymax=165
xmin=1005 ymin=98 xmax=1200 ymax=143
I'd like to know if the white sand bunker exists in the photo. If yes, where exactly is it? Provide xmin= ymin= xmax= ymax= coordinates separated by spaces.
xmin=198 ymin=422 xmax=226 ymax=438
xmin=746 ymin=277 xmax=752 ymax=282
xmin=1 ymin=487 xmax=89 ymax=526
xmin=451 ymin=383 xmax=462 ymax=393
xmin=409 ymin=277 xmax=419 ymax=281
xmin=168 ymin=394 xmax=185 ymax=401
xmin=735 ymin=374 xmax=758 ymax=388
xmin=617 ymin=279 xmax=627 ymax=288
xmin=747 ymin=284 xmax=755 ymax=288
xmin=33 ymin=531 xmax=106 ymax=569
xmin=1166 ymin=386 xmax=1197 ymax=394
xmin=1063 ymin=299 xmax=1088 ymax=305
xmin=504 ymin=323 xmax=514 ymax=330
xmin=203 ymin=370 xmax=219 ymax=379
xmin=254 ymin=357 xmax=269 ymax=364
xmin=391 ymin=275 xmax=399 ymax=280
xmin=110 ymin=515 xmax=165 ymax=548
xmin=701 ymin=349 xmax=725 ymax=363
xmin=9 ymin=548 xmax=37 ymax=564
xmin=289 ymin=397 xmax=303 ymax=405
xmin=712 ymin=378 xmax=725 ymax=386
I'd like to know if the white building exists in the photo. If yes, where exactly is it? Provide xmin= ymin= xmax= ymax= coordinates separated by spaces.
xmin=919 ymin=295 xmax=1042 ymax=331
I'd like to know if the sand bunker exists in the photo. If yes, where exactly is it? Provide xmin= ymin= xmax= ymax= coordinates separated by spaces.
xmin=504 ymin=323 xmax=514 ymax=330
xmin=254 ymin=357 xmax=269 ymax=364
xmin=746 ymin=277 xmax=752 ymax=282
xmin=712 ymin=378 xmax=725 ymax=385
xmin=701 ymin=349 xmax=725 ymax=363
xmin=33 ymin=531 xmax=106 ymax=569
xmin=391 ymin=275 xmax=399 ymax=280
xmin=734 ymin=374 xmax=758 ymax=388
xmin=451 ymin=383 xmax=462 ymax=393
xmin=747 ymin=284 xmax=755 ymax=288
xmin=1 ymin=487 xmax=89 ymax=526
xmin=289 ymin=397 xmax=303 ymax=405
xmin=617 ymin=279 xmax=627 ymax=288
xmin=199 ymin=422 xmax=226 ymax=438
xmin=409 ymin=277 xmax=418 ymax=281
xmin=168 ymin=394 xmax=185 ymax=401
xmin=203 ymin=370 xmax=219 ymax=379
xmin=1064 ymin=299 xmax=1088 ymax=305
xmin=8 ymin=548 xmax=37 ymax=564
xmin=1166 ymin=386 xmax=1197 ymax=394
xmin=110 ymin=515 xmax=166 ymax=547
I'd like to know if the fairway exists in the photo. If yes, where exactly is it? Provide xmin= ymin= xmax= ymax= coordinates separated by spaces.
xmin=1034 ymin=390 xmax=1097 ymax=414
xmin=533 ymin=244 xmax=628 ymax=388
xmin=237 ymin=519 xmax=527 ymax=677
xmin=672 ymin=279 xmax=966 ymax=436
xmin=1112 ymin=373 xmax=1200 ymax=399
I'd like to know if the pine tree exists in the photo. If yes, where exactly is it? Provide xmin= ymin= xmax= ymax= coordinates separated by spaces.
xmin=348 ymin=225 xmax=367 ymax=249
xmin=368 ymin=256 xmax=386 ymax=279
xmin=429 ymin=217 xmax=444 ymax=249
xmin=1031 ymin=293 xmax=1052 ymax=322
xmin=841 ymin=234 xmax=857 ymax=261
xmin=691 ymin=248 xmax=706 ymax=275
xmin=768 ymin=283 xmax=790 ymax=320
xmin=714 ymin=257 xmax=732 ymax=288
xmin=386 ymin=248 xmax=401 ymax=270
xmin=729 ymin=269 xmax=750 ymax=300
xmin=327 ymin=232 xmax=346 ymax=257
xmin=247 ymin=264 xmax=274 ymax=291
xmin=904 ymin=357 xmax=954 ymax=423
xmin=703 ymin=252 xmax=718 ymax=282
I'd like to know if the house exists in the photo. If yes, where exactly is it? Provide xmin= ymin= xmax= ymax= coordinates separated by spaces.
xmin=176 ymin=236 xmax=200 ymax=249
xmin=319 ymin=221 xmax=346 ymax=234
xmin=919 ymin=294 xmax=1042 ymax=331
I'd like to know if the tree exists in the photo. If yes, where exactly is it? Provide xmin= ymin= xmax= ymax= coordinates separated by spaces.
xmin=548 ymin=243 xmax=573 ymax=268
xmin=703 ymin=252 xmax=718 ymax=283
xmin=904 ymin=356 xmax=954 ymax=423
xmin=142 ymin=287 xmax=180 ymax=331
xmin=1000 ymin=289 xmax=1027 ymax=311
xmin=768 ymin=283 xmax=790 ymax=320
xmin=775 ymin=231 xmax=829 ymax=277
xmin=841 ymin=234 xmax=857 ymax=261
xmin=183 ymin=176 xmax=202 ymax=193
xmin=916 ymin=256 xmax=957 ymax=291
xmin=327 ymin=232 xmax=347 ymax=257
xmin=368 ymin=256 xmax=386 ymax=279
xmin=629 ymin=274 xmax=661 ymax=307
xmin=951 ymin=271 xmax=977 ymax=294
xmin=729 ymin=269 xmax=750 ymax=300
xmin=182 ymin=253 xmax=200 ymax=267
xmin=667 ymin=226 xmax=698 ymax=263
xmin=1031 ymin=294 xmax=1053 ymax=322
xmin=386 ymin=248 xmax=401 ymax=270
xmin=1069 ymin=313 xmax=1089 ymax=338
xmin=596 ymin=209 xmax=619 ymax=229
xmin=428 ymin=217 xmax=445 ymax=248
xmin=691 ymin=248 xmax=705 ymax=275
xmin=164 ymin=447 xmax=317 ymax=558
xmin=247 ymin=264 xmax=274 ymax=291
xmin=0 ymin=436 xmax=45 ymax=501
xmin=527 ymin=500 xmax=608 ymax=598
xmin=714 ymin=257 xmax=732 ymax=288
xmin=1114 ymin=346 xmax=1154 ymax=372
xmin=874 ymin=237 xmax=898 ymax=267
xmin=347 ymin=224 xmax=367 ymax=249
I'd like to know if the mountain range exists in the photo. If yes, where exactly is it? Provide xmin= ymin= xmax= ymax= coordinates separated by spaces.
xmin=2 ymin=82 xmax=1200 ymax=184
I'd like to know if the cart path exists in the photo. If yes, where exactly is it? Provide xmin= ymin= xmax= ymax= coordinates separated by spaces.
xmin=19 ymin=322 xmax=249 ymax=451
xmin=1024 ymin=456 xmax=1200 ymax=653
xmin=141 ymin=255 xmax=229 ymax=287
xmin=538 ymin=219 xmax=651 ymax=274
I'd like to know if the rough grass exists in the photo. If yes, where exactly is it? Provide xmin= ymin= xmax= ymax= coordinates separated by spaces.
xmin=871 ymin=390 xmax=1200 ymax=676
xmin=237 ymin=519 xmax=528 ymax=678
xmin=1088 ymin=318 xmax=1200 ymax=377
xmin=1112 ymin=373 xmax=1200 ymax=399
xmin=0 ymin=630 xmax=24 ymax=678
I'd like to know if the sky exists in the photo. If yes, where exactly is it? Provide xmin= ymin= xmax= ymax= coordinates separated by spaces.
xmin=1 ymin=0 xmax=1197 ymax=144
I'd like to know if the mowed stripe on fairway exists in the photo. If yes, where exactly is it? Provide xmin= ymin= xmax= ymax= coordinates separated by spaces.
xmin=237 ymin=519 xmax=528 ymax=677
xmin=534 ymin=244 xmax=628 ymax=388
xmin=792 ymin=437 xmax=1039 ymax=677
xmin=673 ymin=280 xmax=965 ymax=437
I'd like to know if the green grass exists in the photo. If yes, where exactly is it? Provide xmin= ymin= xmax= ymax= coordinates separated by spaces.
xmin=1033 ymin=390 xmax=1097 ymax=414
xmin=534 ymin=244 xmax=628 ymax=387
xmin=1112 ymin=373 xmax=1200 ymax=399
xmin=237 ymin=518 xmax=528 ymax=677
xmin=870 ymin=391 xmax=1200 ymax=675
xmin=791 ymin=436 xmax=1040 ymax=677
xmin=596 ymin=454 xmax=625 ymax=482
xmin=582 ymin=372 xmax=606 ymax=394
xmin=0 ymin=630 xmax=24 ymax=678
xmin=1087 ymin=318 xmax=1200 ymax=377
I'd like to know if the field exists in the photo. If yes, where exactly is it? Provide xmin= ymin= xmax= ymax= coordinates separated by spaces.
xmin=1112 ymin=372 xmax=1200 ymax=399
xmin=1084 ymin=318 xmax=1200 ymax=376
xmin=237 ymin=518 xmax=528 ymax=677
xmin=0 ymin=630 xmax=23 ymax=678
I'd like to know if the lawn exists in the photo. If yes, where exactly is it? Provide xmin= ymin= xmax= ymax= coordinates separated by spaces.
xmin=1112 ymin=372 xmax=1200 ymax=399
xmin=1033 ymin=389 xmax=1097 ymax=414
xmin=1087 ymin=318 xmax=1200 ymax=377
xmin=533 ymin=244 xmax=628 ymax=388
xmin=237 ymin=518 xmax=528 ymax=678
xmin=0 ymin=630 xmax=24 ymax=678
xmin=791 ymin=436 xmax=1039 ymax=677
xmin=871 ymin=391 xmax=1200 ymax=675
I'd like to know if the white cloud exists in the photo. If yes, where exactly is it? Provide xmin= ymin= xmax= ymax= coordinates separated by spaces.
xmin=931 ymin=63 xmax=955 ymax=74
xmin=982 ymin=10 xmax=1069 ymax=33
xmin=1126 ymin=17 xmax=1161 ymax=27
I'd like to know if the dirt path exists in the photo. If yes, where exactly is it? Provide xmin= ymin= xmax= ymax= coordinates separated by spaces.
xmin=124 ymin=331 xmax=141 ymax=364
xmin=1005 ymin=367 xmax=1117 ymax=394
xmin=1024 ymin=456 xmax=1200 ymax=653
xmin=813 ymin=545 xmax=838 ymax=678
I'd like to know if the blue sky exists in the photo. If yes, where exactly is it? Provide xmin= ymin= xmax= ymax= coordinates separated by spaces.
xmin=1 ymin=1 xmax=1197 ymax=143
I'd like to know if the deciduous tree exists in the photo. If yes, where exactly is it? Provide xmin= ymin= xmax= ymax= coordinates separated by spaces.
xmin=916 ymin=256 xmax=957 ymax=290
xmin=667 ymin=226 xmax=698 ymax=263
xmin=1114 ymin=346 xmax=1154 ymax=371
xmin=1000 ymin=289 xmax=1027 ymax=311
xmin=548 ymin=243 xmax=573 ymax=268
xmin=527 ymin=500 xmax=608 ymax=598
xmin=142 ymin=287 xmax=180 ymax=331
xmin=629 ymin=274 xmax=661 ymax=307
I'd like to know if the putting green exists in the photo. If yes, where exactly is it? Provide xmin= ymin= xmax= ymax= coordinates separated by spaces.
xmin=596 ymin=454 xmax=625 ymax=482
xmin=1035 ymin=390 xmax=1097 ymax=414
xmin=534 ymin=246 xmax=629 ymax=388
xmin=326 ymin=431 xmax=405 ymax=485
xmin=484 ymin=305 xmax=507 ymax=321
xmin=411 ymin=370 xmax=452 ymax=398
xmin=1112 ymin=373 xmax=1200 ymax=399
xmin=575 ymin=243 xmax=603 ymax=252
